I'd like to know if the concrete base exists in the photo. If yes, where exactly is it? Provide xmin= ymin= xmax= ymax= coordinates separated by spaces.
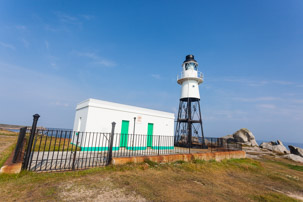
xmin=112 ymin=150 xmax=246 ymax=165
xmin=0 ymin=163 xmax=22 ymax=174
xmin=0 ymin=139 xmax=25 ymax=174
xmin=0 ymin=150 xmax=22 ymax=174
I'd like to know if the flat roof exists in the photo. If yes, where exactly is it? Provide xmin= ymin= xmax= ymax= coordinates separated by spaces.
xmin=76 ymin=98 xmax=175 ymax=119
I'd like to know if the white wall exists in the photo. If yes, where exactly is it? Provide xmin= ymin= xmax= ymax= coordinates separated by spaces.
xmin=72 ymin=99 xmax=175 ymax=150
xmin=72 ymin=106 xmax=89 ymax=132
xmin=180 ymin=79 xmax=200 ymax=99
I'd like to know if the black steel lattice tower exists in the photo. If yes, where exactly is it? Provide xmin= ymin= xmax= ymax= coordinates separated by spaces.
xmin=175 ymin=55 xmax=206 ymax=148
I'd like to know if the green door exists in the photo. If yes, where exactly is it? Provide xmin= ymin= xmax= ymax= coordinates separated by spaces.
xmin=120 ymin=120 xmax=129 ymax=147
xmin=147 ymin=123 xmax=154 ymax=147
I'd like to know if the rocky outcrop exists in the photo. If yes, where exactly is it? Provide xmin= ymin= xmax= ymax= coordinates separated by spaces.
xmin=284 ymin=154 xmax=303 ymax=163
xmin=288 ymin=145 xmax=303 ymax=157
xmin=177 ymin=135 xmax=200 ymax=145
xmin=222 ymin=128 xmax=258 ymax=147
xmin=260 ymin=140 xmax=289 ymax=154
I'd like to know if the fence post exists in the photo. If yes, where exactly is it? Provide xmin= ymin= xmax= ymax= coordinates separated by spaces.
xmin=157 ymin=135 xmax=160 ymax=155
xmin=23 ymin=114 xmax=40 ymax=170
xmin=107 ymin=122 xmax=116 ymax=166
xmin=211 ymin=138 xmax=213 ymax=153
xmin=130 ymin=117 xmax=136 ymax=157
xmin=13 ymin=127 xmax=27 ymax=163
xmin=72 ymin=131 xmax=80 ymax=170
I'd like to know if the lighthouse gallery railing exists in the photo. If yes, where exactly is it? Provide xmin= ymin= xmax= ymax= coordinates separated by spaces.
xmin=177 ymin=71 xmax=203 ymax=81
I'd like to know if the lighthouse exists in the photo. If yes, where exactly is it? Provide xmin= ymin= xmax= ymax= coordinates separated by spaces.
xmin=175 ymin=55 xmax=206 ymax=148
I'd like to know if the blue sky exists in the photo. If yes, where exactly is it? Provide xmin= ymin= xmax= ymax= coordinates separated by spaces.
xmin=0 ymin=0 xmax=303 ymax=143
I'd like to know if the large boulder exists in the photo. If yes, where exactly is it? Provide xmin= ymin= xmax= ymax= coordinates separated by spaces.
xmin=222 ymin=128 xmax=258 ymax=147
xmin=288 ymin=145 xmax=303 ymax=157
xmin=284 ymin=154 xmax=303 ymax=163
xmin=260 ymin=140 xmax=289 ymax=154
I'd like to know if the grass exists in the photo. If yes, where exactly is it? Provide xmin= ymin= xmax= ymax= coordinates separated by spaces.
xmin=0 ymin=129 xmax=18 ymax=137
xmin=0 ymin=142 xmax=16 ymax=168
xmin=252 ymin=193 xmax=297 ymax=202
xmin=32 ymin=135 xmax=81 ymax=152
xmin=0 ymin=137 xmax=302 ymax=201
xmin=0 ymin=158 xmax=302 ymax=201
xmin=0 ymin=133 xmax=17 ymax=168
xmin=267 ymin=159 xmax=303 ymax=172
xmin=0 ymin=130 xmax=81 ymax=152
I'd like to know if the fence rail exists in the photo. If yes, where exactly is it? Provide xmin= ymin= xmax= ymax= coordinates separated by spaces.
xmin=20 ymin=125 xmax=241 ymax=172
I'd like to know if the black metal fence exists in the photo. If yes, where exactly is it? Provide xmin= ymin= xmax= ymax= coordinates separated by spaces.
xmin=20 ymin=128 xmax=241 ymax=172
xmin=18 ymin=114 xmax=241 ymax=172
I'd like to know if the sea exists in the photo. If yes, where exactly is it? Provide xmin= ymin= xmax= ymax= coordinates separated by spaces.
xmin=6 ymin=129 xmax=20 ymax=133
xmin=6 ymin=129 xmax=303 ymax=149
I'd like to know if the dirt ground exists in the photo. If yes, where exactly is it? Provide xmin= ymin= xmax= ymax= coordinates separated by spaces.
xmin=0 ymin=136 xmax=17 ymax=161
xmin=0 ymin=156 xmax=302 ymax=201
xmin=0 ymin=136 xmax=16 ymax=150
xmin=0 ymin=135 xmax=302 ymax=201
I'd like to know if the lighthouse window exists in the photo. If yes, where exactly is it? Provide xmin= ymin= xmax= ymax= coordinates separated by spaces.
xmin=185 ymin=63 xmax=197 ymax=71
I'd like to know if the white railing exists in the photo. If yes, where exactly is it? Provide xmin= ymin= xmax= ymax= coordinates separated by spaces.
xmin=177 ymin=71 xmax=203 ymax=80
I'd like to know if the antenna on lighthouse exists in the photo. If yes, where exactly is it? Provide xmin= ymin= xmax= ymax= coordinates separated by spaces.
xmin=175 ymin=55 xmax=207 ymax=149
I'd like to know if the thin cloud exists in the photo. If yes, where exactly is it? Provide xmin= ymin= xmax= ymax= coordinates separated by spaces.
xmin=50 ymin=62 xmax=58 ymax=70
xmin=0 ymin=41 xmax=15 ymax=50
xmin=247 ymin=81 xmax=269 ymax=87
xmin=55 ymin=12 xmax=81 ymax=26
xmin=222 ymin=78 xmax=269 ymax=87
xmin=93 ymin=60 xmax=116 ymax=67
xmin=257 ymin=104 xmax=276 ymax=109
xmin=221 ymin=78 xmax=298 ymax=87
xmin=74 ymin=51 xmax=116 ymax=67
xmin=81 ymin=15 xmax=94 ymax=20
xmin=0 ymin=62 xmax=88 ymax=127
xmin=15 ymin=25 xmax=27 ymax=31
xmin=234 ymin=96 xmax=280 ymax=102
xmin=52 ymin=101 xmax=70 ymax=107
xmin=272 ymin=80 xmax=294 ymax=85
xmin=44 ymin=24 xmax=61 ymax=32
xmin=45 ymin=40 xmax=49 ymax=50
xmin=292 ymin=99 xmax=303 ymax=104
xmin=206 ymin=110 xmax=247 ymax=121
xmin=151 ymin=74 xmax=161 ymax=79
xmin=20 ymin=38 xmax=30 ymax=48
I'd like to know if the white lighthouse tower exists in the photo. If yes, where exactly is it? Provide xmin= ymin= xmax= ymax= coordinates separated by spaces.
xmin=175 ymin=55 xmax=206 ymax=148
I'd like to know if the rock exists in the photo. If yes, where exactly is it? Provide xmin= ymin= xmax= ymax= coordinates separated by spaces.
xmin=260 ymin=140 xmax=289 ymax=154
xmin=177 ymin=135 xmax=200 ymax=145
xmin=288 ymin=145 xmax=303 ymax=157
xmin=284 ymin=154 xmax=303 ymax=163
xmin=222 ymin=128 xmax=258 ymax=147
xmin=177 ymin=135 xmax=187 ymax=145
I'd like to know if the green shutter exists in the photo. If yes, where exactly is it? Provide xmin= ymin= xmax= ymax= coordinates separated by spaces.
xmin=147 ymin=123 xmax=154 ymax=147
xmin=120 ymin=120 xmax=129 ymax=147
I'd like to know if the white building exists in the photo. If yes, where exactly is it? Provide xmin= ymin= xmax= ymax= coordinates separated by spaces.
xmin=72 ymin=98 xmax=175 ymax=151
